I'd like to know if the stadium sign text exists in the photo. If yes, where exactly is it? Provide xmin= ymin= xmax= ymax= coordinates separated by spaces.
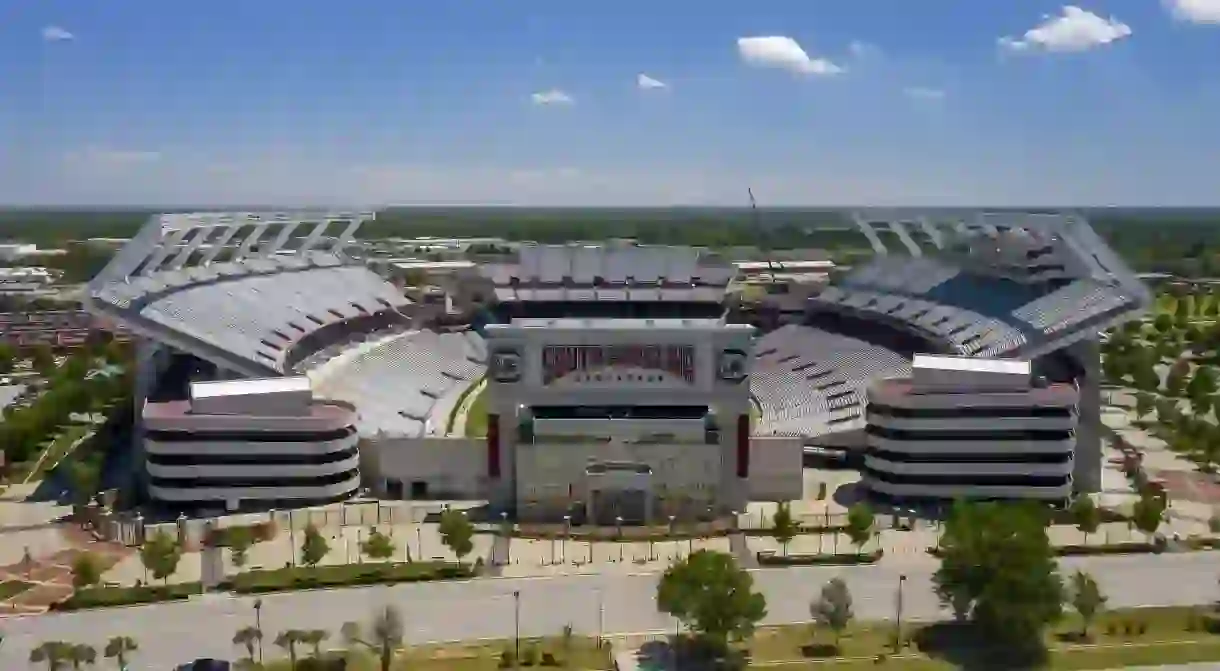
xmin=542 ymin=344 xmax=695 ymax=384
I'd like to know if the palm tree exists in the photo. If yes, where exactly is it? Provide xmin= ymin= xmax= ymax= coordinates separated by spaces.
xmin=300 ymin=629 xmax=330 ymax=661
xmin=30 ymin=641 xmax=73 ymax=670
xmin=67 ymin=643 xmax=97 ymax=669
xmin=233 ymin=626 xmax=263 ymax=666
xmin=103 ymin=636 xmax=137 ymax=670
xmin=342 ymin=604 xmax=405 ymax=671
xmin=275 ymin=629 xmax=305 ymax=670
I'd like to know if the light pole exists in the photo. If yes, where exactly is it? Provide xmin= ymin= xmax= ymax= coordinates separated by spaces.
xmin=894 ymin=574 xmax=906 ymax=652
xmin=416 ymin=524 xmax=423 ymax=562
xmin=668 ymin=515 xmax=676 ymax=560
xmin=616 ymin=516 xmax=624 ymax=562
xmin=513 ymin=590 xmax=521 ymax=664
xmin=596 ymin=586 xmax=605 ymax=648
xmin=563 ymin=515 xmax=571 ymax=564
xmin=501 ymin=511 xmax=511 ymax=566
xmin=253 ymin=598 xmax=264 ymax=663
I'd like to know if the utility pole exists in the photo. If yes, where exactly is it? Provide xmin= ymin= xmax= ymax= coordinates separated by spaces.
xmin=894 ymin=574 xmax=906 ymax=652
xmin=514 ymin=590 xmax=521 ymax=664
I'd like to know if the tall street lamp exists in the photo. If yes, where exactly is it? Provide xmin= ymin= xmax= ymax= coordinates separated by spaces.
xmin=667 ymin=515 xmax=676 ymax=560
xmin=616 ymin=516 xmax=624 ymax=562
xmin=562 ymin=515 xmax=571 ymax=564
xmin=253 ymin=598 xmax=264 ymax=663
xmin=501 ymin=511 xmax=511 ymax=566
xmin=894 ymin=574 xmax=907 ymax=652
xmin=513 ymin=590 xmax=522 ymax=664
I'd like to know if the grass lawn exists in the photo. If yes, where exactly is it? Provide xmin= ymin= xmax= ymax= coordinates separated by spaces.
xmin=740 ymin=606 xmax=1220 ymax=670
xmin=262 ymin=635 xmax=610 ymax=671
xmin=0 ymin=580 xmax=34 ymax=600
xmin=464 ymin=385 xmax=489 ymax=439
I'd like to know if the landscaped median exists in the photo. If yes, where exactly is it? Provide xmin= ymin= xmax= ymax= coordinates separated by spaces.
xmin=734 ymin=605 xmax=1220 ymax=670
xmin=260 ymin=634 xmax=611 ymax=671
xmin=926 ymin=538 xmax=1219 ymax=559
xmin=51 ymin=561 xmax=477 ymax=611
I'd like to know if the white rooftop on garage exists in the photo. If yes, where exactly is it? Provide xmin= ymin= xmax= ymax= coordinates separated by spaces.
xmin=912 ymin=354 xmax=1030 ymax=376
xmin=498 ymin=318 xmax=747 ymax=330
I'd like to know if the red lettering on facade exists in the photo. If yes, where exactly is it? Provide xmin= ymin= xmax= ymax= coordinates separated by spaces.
xmin=542 ymin=344 xmax=696 ymax=384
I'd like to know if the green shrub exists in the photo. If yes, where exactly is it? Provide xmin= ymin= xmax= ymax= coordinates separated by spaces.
xmin=52 ymin=582 xmax=203 ymax=611
xmin=755 ymin=550 xmax=883 ymax=566
xmin=230 ymin=561 xmax=474 ymax=594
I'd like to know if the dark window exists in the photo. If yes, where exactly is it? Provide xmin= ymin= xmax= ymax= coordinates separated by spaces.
xmin=866 ymin=425 xmax=1073 ymax=441
xmin=868 ymin=404 xmax=1073 ymax=419
xmin=147 ymin=446 xmax=358 ymax=466
xmin=150 ymin=470 xmax=357 ymax=488
xmin=531 ymin=405 xmax=709 ymax=420
xmin=863 ymin=467 xmax=1069 ymax=488
xmin=146 ymin=426 xmax=356 ymax=442
xmin=869 ymin=448 xmax=1071 ymax=464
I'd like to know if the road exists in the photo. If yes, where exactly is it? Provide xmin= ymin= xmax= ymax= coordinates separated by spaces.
xmin=0 ymin=554 xmax=1217 ymax=669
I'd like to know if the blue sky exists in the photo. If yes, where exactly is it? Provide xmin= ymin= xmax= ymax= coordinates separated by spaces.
xmin=1 ymin=0 xmax=1219 ymax=206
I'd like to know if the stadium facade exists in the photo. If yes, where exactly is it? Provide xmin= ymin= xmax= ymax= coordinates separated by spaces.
xmin=85 ymin=209 xmax=1150 ymax=518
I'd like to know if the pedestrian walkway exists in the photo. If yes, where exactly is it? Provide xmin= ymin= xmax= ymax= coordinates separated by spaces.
xmin=0 ymin=524 xmax=132 ymax=615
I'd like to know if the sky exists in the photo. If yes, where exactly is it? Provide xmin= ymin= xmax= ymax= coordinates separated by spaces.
xmin=1 ymin=0 xmax=1219 ymax=207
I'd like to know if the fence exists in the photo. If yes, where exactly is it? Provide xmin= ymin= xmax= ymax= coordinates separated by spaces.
xmin=97 ymin=500 xmax=424 ymax=547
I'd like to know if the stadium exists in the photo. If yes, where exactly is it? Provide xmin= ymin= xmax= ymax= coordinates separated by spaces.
xmin=84 ymin=210 xmax=1151 ymax=522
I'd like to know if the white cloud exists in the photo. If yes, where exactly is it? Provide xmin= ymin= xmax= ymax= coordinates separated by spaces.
xmin=736 ymin=36 xmax=844 ymax=76
xmin=530 ymin=89 xmax=574 ymax=106
xmin=904 ymin=87 xmax=946 ymax=101
xmin=637 ymin=73 xmax=667 ymax=90
xmin=999 ymin=6 xmax=1131 ymax=53
xmin=41 ymin=25 xmax=74 ymax=42
xmin=1165 ymin=0 xmax=1220 ymax=23
xmin=848 ymin=40 xmax=881 ymax=59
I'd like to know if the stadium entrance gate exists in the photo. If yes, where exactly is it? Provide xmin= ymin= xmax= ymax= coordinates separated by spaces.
xmin=586 ymin=462 xmax=653 ymax=525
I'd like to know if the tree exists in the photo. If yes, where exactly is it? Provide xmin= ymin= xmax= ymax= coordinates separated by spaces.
xmin=1166 ymin=360 xmax=1190 ymax=397
xmin=233 ymin=626 xmax=263 ymax=666
xmin=1069 ymin=496 xmax=1102 ymax=545
xmin=1134 ymin=365 xmax=1160 ymax=392
xmin=1134 ymin=391 xmax=1154 ymax=420
xmin=139 ymin=530 xmax=182 ymax=585
xmin=932 ymin=501 xmax=1064 ymax=659
xmin=67 ymin=643 xmax=96 ymax=669
xmin=656 ymin=550 xmax=767 ymax=653
xmin=362 ymin=527 xmax=396 ymax=565
xmin=65 ymin=460 xmax=100 ymax=506
xmin=1131 ymin=489 xmax=1166 ymax=542
xmin=342 ymin=604 xmax=406 ymax=671
xmin=300 ymin=524 xmax=330 ymax=568
xmin=769 ymin=503 xmax=797 ymax=557
xmin=301 ymin=629 xmax=329 ymax=661
xmin=228 ymin=526 xmax=255 ymax=572
xmin=438 ymin=509 xmax=475 ymax=563
xmin=0 ymin=342 xmax=14 ymax=374
xmin=30 ymin=641 xmax=72 ymax=671
xmin=1068 ymin=570 xmax=1107 ymax=641
xmin=845 ymin=503 xmax=875 ymax=556
xmin=1153 ymin=313 xmax=1174 ymax=334
xmin=31 ymin=344 xmax=56 ymax=377
xmin=103 ymin=636 xmax=137 ymax=670
xmin=71 ymin=552 xmax=102 ymax=590
xmin=275 ymin=629 xmax=305 ymax=670
xmin=810 ymin=577 xmax=853 ymax=650
xmin=1188 ymin=365 xmax=1218 ymax=399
